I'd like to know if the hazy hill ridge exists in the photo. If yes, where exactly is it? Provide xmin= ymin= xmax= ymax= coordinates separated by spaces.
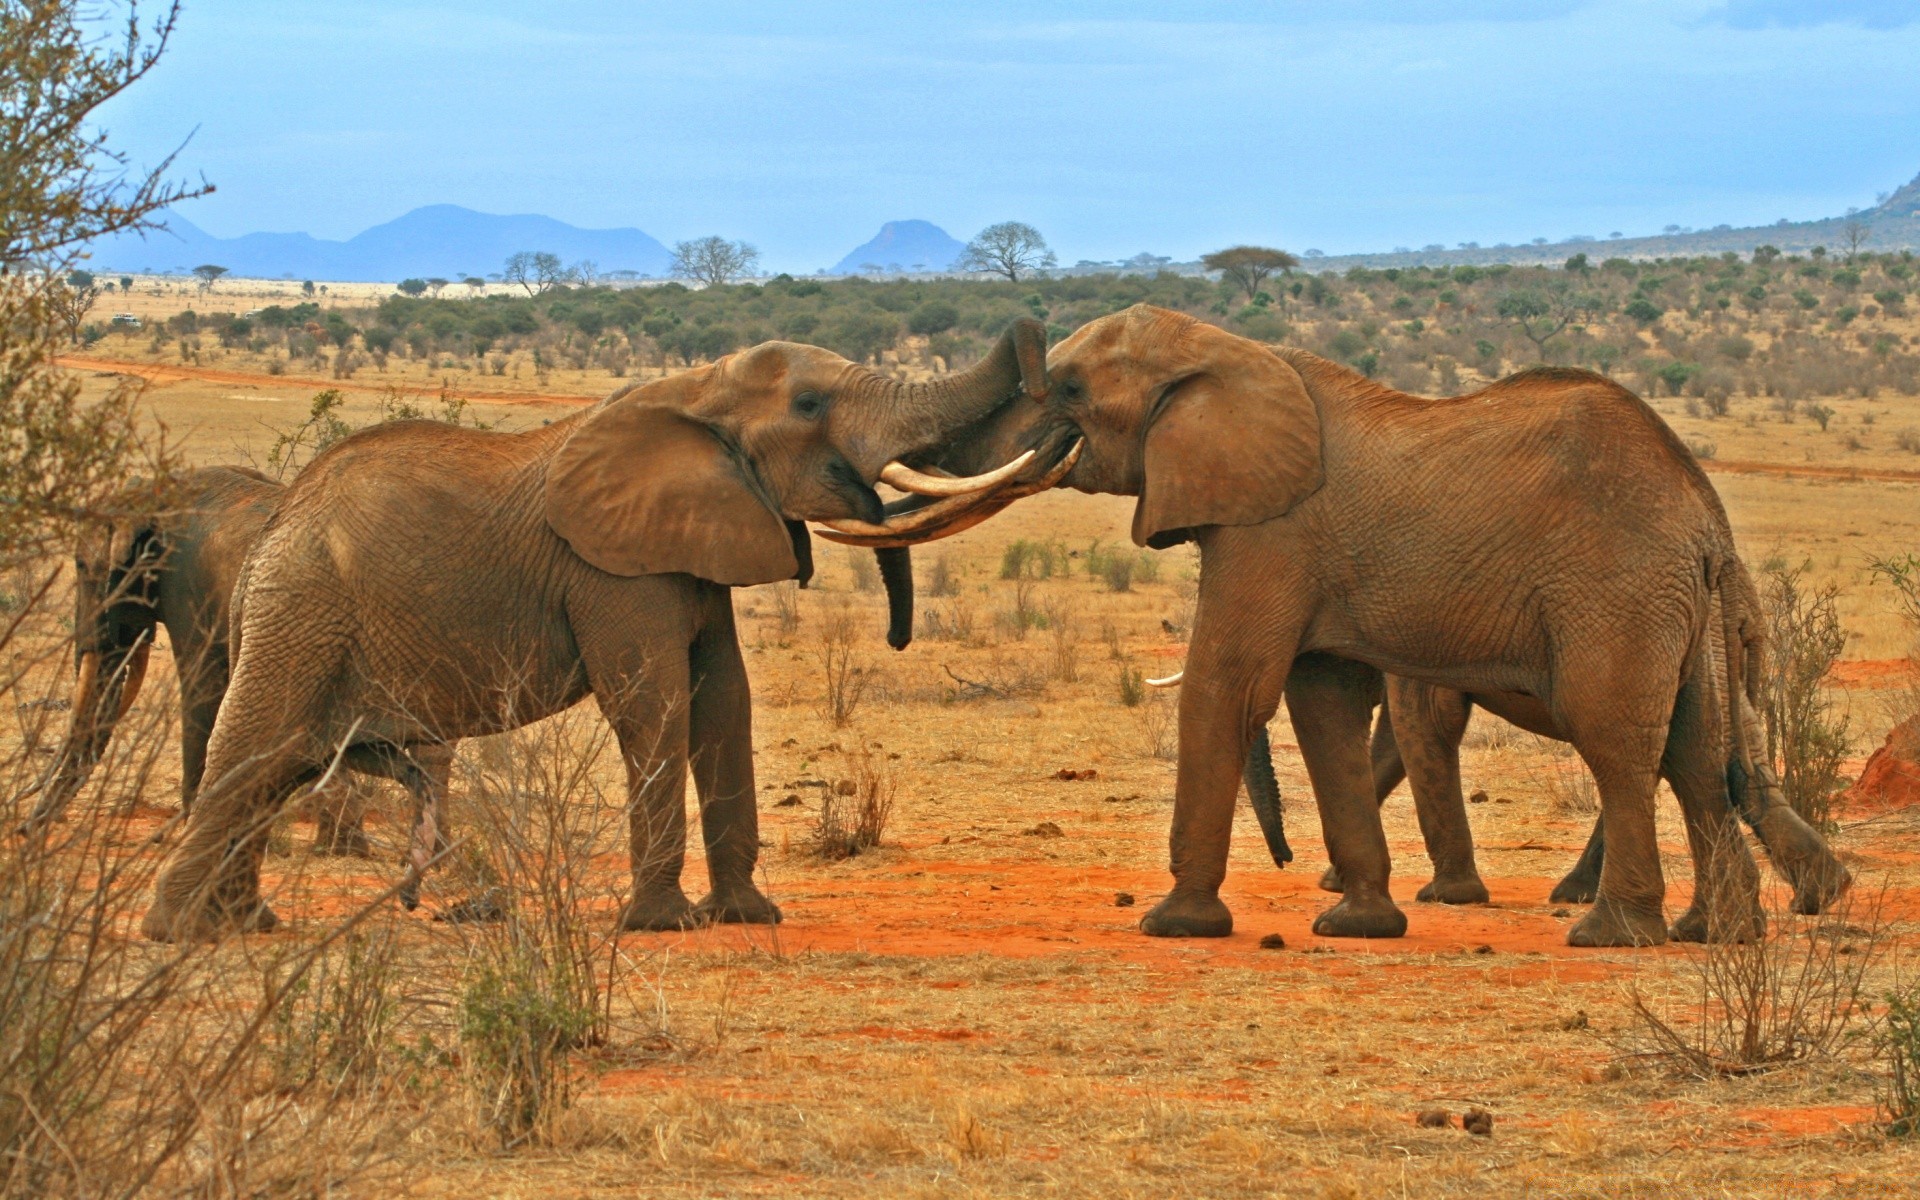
xmin=85 ymin=204 xmax=674 ymax=281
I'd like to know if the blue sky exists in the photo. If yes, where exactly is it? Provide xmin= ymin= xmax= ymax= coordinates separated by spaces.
xmin=98 ymin=0 xmax=1920 ymax=273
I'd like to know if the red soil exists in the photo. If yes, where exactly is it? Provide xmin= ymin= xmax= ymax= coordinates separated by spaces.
xmin=1846 ymin=714 xmax=1920 ymax=813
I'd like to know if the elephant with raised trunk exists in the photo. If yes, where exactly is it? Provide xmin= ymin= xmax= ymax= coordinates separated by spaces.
xmin=21 ymin=465 xmax=442 ymax=853
xmin=840 ymin=304 xmax=1848 ymax=947
xmin=142 ymin=323 xmax=1051 ymax=941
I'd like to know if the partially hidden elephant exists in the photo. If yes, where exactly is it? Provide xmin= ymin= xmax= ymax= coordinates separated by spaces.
xmin=141 ymin=323 xmax=1055 ymax=941
xmin=834 ymin=304 xmax=1849 ymax=947
xmin=1326 ymin=673 xmax=1843 ymax=915
xmin=21 ymin=465 xmax=445 ymax=853
xmin=1155 ymin=666 xmax=1843 ymax=916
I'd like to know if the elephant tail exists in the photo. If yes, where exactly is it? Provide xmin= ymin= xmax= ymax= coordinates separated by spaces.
xmin=1242 ymin=726 xmax=1292 ymax=867
xmin=1715 ymin=554 xmax=1766 ymax=823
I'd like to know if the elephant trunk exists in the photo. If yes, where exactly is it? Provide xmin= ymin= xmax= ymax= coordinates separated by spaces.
xmin=23 ymin=633 xmax=153 ymax=833
xmin=853 ymin=318 xmax=1048 ymax=473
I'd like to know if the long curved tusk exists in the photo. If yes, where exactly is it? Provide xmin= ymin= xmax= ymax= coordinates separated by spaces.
xmin=879 ymin=450 xmax=1034 ymax=496
xmin=1145 ymin=670 xmax=1184 ymax=688
xmin=817 ymin=440 xmax=1082 ymax=547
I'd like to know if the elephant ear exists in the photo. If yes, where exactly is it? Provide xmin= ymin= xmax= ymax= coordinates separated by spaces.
xmin=1131 ymin=347 xmax=1324 ymax=549
xmin=544 ymin=398 xmax=797 ymax=585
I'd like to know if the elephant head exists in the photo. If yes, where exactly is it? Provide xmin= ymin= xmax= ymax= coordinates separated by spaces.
xmin=543 ymin=320 xmax=1051 ymax=590
xmin=23 ymin=511 xmax=165 ymax=833
xmin=816 ymin=304 xmax=1320 ymax=552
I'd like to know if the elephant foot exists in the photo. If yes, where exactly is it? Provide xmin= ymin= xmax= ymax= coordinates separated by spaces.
xmin=1139 ymin=890 xmax=1233 ymax=938
xmin=1668 ymin=902 xmax=1765 ymax=944
xmin=1549 ymin=868 xmax=1600 ymax=905
xmin=1790 ymin=861 xmax=1852 ymax=916
xmin=618 ymin=887 xmax=697 ymax=932
xmin=694 ymin=886 xmax=782 ymax=926
xmin=1318 ymin=865 xmax=1345 ymax=894
xmin=1566 ymin=898 xmax=1666 ymax=948
xmin=311 ymin=827 xmax=372 ymax=858
xmin=1311 ymin=891 xmax=1407 ymax=939
xmin=1416 ymin=873 xmax=1491 ymax=906
xmin=141 ymin=891 xmax=279 ymax=943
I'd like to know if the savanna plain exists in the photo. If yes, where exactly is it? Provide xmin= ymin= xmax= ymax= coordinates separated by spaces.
xmin=12 ymin=270 xmax=1920 ymax=1198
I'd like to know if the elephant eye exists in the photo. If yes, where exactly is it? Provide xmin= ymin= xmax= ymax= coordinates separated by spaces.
xmin=791 ymin=391 xmax=826 ymax=420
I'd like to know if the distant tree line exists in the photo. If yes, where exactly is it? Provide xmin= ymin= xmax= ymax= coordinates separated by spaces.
xmin=120 ymin=243 xmax=1920 ymax=411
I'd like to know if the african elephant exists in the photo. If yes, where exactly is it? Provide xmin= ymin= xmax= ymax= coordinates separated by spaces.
xmin=21 ymin=465 xmax=441 ymax=853
xmin=841 ymin=303 xmax=1848 ymax=947
xmin=140 ymin=323 xmax=1050 ymax=941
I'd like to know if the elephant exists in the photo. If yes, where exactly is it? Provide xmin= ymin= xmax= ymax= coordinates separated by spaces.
xmin=834 ymin=303 xmax=1849 ymax=947
xmin=139 ymin=322 xmax=1052 ymax=941
xmin=20 ymin=465 xmax=441 ymax=853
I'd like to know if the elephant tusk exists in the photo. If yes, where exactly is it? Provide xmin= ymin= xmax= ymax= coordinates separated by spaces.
xmin=1145 ymin=670 xmax=1184 ymax=688
xmin=879 ymin=450 xmax=1034 ymax=497
xmin=817 ymin=440 xmax=1083 ymax=547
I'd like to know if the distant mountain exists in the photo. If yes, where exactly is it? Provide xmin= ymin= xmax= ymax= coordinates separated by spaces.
xmin=827 ymin=220 xmax=967 ymax=275
xmin=84 ymin=204 xmax=675 ymax=282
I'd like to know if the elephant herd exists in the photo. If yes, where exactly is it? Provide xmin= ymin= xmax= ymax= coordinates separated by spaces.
xmin=28 ymin=305 xmax=1849 ymax=948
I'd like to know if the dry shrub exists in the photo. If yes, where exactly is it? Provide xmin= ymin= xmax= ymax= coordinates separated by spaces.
xmin=1868 ymin=553 xmax=1920 ymax=726
xmin=1882 ymin=980 xmax=1920 ymax=1136
xmin=443 ymin=708 xmax=638 ymax=1149
xmin=1117 ymin=664 xmax=1145 ymax=708
xmin=1044 ymin=594 xmax=1080 ymax=683
xmin=1138 ymin=694 xmax=1179 ymax=760
xmin=846 ymin=547 xmax=879 ymax=593
xmin=1 ymin=585 xmax=418 ymax=1195
xmin=765 ymin=579 xmax=801 ymax=638
xmin=994 ymin=574 xmax=1041 ymax=640
xmin=1621 ymin=878 xmax=1884 ymax=1079
xmin=812 ymin=750 xmax=894 ymax=859
xmin=818 ymin=601 xmax=869 ymax=727
xmin=917 ymin=591 xmax=976 ymax=644
xmin=1759 ymin=563 xmax=1851 ymax=831
xmin=926 ymin=552 xmax=958 ymax=598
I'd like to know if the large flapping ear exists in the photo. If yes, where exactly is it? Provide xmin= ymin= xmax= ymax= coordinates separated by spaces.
xmin=1131 ymin=340 xmax=1324 ymax=548
xmin=545 ymin=396 xmax=798 ymax=586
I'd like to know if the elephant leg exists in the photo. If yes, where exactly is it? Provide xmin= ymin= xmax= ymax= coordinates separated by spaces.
xmin=142 ymin=631 xmax=338 ymax=941
xmin=1290 ymin=655 xmax=1407 ymax=939
xmin=177 ymin=679 xmax=221 ymax=817
xmin=311 ymin=775 xmax=374 ymax=858
xmin=1550 ymin=818 xmax=1605 ymax=904
xmin=1663 ymin=666 xmax=1763 ymax=943
xmin=1387 ymin=680 xmax=1488 ymax=905
xmin=587 ymin=644 xmax=695 ymax=933
xmin=141 ymin=744 xmax=318 ymax=941
xmin=1137 ymin=623 xmax=1295 ymax=940
xmin=688 ymin=608 xmax=779 ymax=926
xmin=1320 ymin=683 xmax=1406 ymax=894
xmin=1559 ymin=657 xmax=1676 ymax=949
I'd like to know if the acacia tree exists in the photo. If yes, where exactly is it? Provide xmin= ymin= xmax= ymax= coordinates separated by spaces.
xmin=503 ymin=250 xmax=565 ymax=295
xmin=957 ymin=222 xmax=1055 ymax=282
xmin=1496 ymin=279 xmax=1604 ymax=363
xmin=191 ymin=262 xmax=225 ymax=291
xmin=1841 ymin=217 xmax=1870 ymax=262
xmin=1201 ymin=245 xmax=1298 ymax=303
xmin=670 ymin=237 xmax=758 ymax=286
xmin=1 ymin=0 xmax=205 ymax=562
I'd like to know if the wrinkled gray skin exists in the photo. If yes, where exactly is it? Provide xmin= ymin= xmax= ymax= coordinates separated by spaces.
xmin=21 ymin=466 xmax=447 ymax=852
xmin=141 ymin=325 xmax=1046 ymax=941
xmin=918 ymin=304 xmax=1849 ymax=947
